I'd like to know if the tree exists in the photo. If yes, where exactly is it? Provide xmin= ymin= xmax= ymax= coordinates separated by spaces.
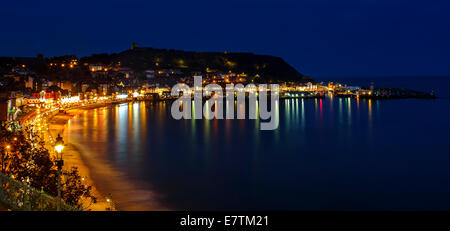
xmin=0 ymin=123 xmax=96 ymax=208
xmin=62 ymin=167 xmax=96 ymax=206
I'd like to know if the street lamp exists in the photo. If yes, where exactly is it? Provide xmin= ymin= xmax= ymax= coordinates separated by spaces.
xmin=106 ymin=193 xmax=115 ymax=211
xmin=1 ymin=145 xmax=10 ymax=174
xmin=54 ymin=134 xmax=64 ymax=211
xmin=55 ymin=136 xmax=64 ymax=156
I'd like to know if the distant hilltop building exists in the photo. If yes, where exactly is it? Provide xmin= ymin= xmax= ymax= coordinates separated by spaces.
xmin=131 ymin=42 xmax=138 ymax=50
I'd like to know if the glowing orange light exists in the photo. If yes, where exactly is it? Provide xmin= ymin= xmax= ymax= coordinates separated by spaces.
xmin=55 ymin=144 xmax=64 ymax=154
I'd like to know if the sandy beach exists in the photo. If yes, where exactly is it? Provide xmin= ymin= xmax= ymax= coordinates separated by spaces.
xmin=46 ymin=102 xmax=168 ymax=211
xmin=47 ymin=103 xmax=115 ymax=211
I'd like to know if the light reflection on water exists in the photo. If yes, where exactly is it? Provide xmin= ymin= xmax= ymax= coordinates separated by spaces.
xmin=65 ymin=92 xmax=450 ymax=210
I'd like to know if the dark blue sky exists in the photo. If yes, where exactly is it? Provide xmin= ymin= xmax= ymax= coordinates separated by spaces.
xmin=1 ymin=0 xmax=449 ymax=77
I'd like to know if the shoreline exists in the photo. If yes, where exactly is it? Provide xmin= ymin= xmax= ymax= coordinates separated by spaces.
xmin=47 ymin=102 xmax=115 ymax=211
xmin=46 ymin=101 xmax=168 ymax=211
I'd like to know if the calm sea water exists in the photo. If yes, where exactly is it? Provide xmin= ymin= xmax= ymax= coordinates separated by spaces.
xmin=65 ymin=77 xmax=450 ymax=210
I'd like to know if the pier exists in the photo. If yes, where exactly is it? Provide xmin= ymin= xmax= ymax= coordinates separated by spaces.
xmin=334 ymin=88 xmax=436 ymax=99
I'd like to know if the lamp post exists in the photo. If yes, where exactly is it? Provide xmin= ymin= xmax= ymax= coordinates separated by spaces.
xmin=54 ymin=134 xmax=64 ymax=211
xmin=106 ymin=193 xmax=116 ymax=211
xmin=2 ymin=145 xmax=10 ymax=174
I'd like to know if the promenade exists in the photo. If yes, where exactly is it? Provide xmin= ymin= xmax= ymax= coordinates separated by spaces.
xmin=3 ymin=101 xmax=124 ymax=211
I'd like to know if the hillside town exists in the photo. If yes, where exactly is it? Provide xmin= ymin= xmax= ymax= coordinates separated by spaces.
xmin=0 ymin=46 xmax=435 ymax=124
xmin=0 ymin=53 xmax=323 ymax=124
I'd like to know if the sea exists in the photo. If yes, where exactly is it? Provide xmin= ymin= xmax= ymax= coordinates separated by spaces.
xmin=63 ymin=76 xmax=450 ymax=210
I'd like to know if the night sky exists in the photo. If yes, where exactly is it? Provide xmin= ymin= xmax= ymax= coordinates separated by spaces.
xmin=1 ymin=0 xmax=449 ymax=77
